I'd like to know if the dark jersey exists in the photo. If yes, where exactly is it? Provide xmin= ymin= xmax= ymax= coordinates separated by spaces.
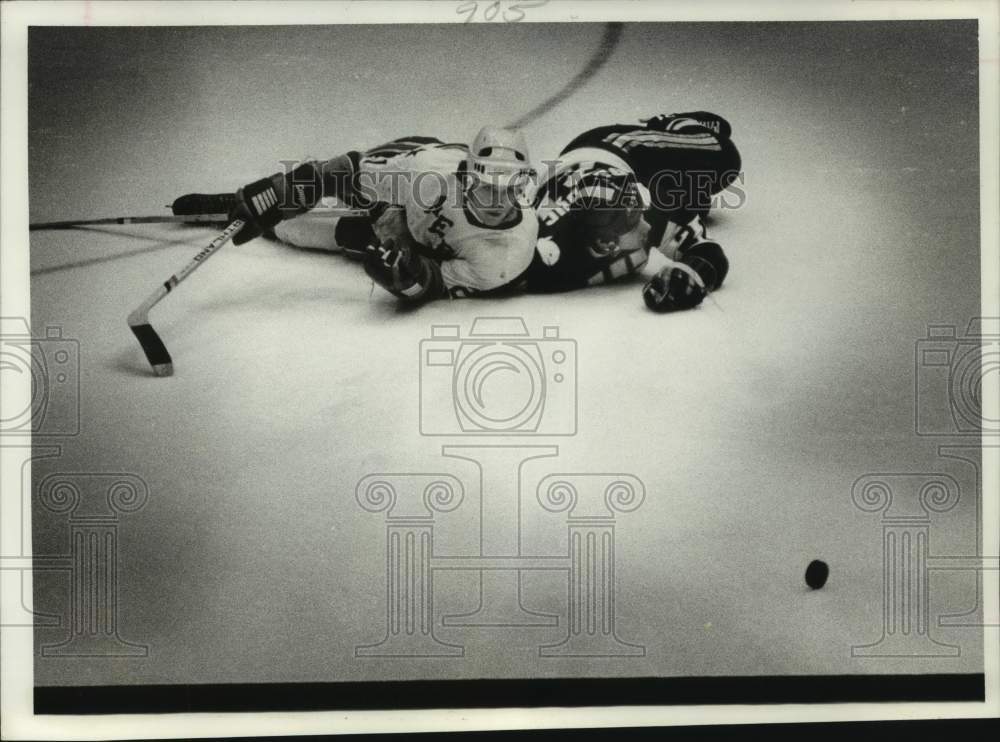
xmin=525 ymin=113 xmax=740 ymax=292
xmin=526 ymin=159 xmax=647 ymax=292
xmin=561 ymin=122 xmax=724 ymax=188
xmin=562 ymin=113 xmax=739 ymax=194
xmin=561 ymin=114 xmax=741 ymax=241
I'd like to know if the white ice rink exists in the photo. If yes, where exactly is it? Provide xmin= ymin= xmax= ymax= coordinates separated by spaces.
xmin=24 ymin=21 xmax=985 ymax=685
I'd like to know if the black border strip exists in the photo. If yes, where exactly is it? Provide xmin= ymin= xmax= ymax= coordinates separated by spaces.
xmin=35 ymin=673 xmax=984 ymax=715
xmin=56 ymin=719 xmax=1000 ymax=742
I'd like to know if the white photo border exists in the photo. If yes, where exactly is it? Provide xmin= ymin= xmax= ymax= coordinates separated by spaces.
xmin=2 ymin=0 xmax=998 ymax=738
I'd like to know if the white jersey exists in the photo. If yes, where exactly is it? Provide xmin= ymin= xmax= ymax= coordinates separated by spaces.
xmin=358 ymin=144 xmax=538 ymax=297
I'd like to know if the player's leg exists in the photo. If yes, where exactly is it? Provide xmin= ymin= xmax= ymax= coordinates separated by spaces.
xmin=712 ymin=137 xmax=742 ymax=198
xmin=644 ymin=132 xmax=742 ymax=243
xmin=305 ymin=137 xmax=447 ymax=256
xmin=170 ymin=189 xmax=344 ymax=251
xmin=270 ymin=197 xmax=342 ymax=251
xmin=361 ymin=136 xmax=445 ymax=161
xmin=274 ymin=137 xmax=449 ymax=254
xmin=644 ymin=142 xmax=734 ymax=295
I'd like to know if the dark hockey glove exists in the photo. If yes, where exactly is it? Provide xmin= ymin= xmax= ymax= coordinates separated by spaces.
xmin=229 ymin=155 xmax=358 ymax=245
xmin=334 ymin=214 xmax=379 ymax=260
xmin=642 ymin=263 xmax=707 ymax=312
xmin=678 ymin=239 xmax=728 ymax=291
xmin=230 ymin=175 xmax=286 ymax=245
xmin=363 ymin=237 xmax=442 ymax=301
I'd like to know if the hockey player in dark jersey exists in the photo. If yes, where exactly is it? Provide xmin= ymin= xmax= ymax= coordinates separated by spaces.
xmin=526 ymin=111 xmax=742 ymax=311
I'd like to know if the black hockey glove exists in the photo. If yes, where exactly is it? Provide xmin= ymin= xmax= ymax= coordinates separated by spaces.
xmin=229 ymin=164 xmax=322 ymax=245
xmin=678 ymin=239 xmax=728 ymax=291
xmin=228 ymin=155 xmax=357 ymax=245
xmin=642 ymin=263 xmax=707 ymax=312
xmin=363 ymin=237 xmax=442 ymax=301
xmin=334 ymin=214 xmax=379 ymax=260
xmin=230 ymin=175 xmax=285 ymax=245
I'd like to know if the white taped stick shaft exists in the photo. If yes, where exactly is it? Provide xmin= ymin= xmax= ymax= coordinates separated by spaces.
xmin=127 ymin=219 xmax=244 ymax=327
xmin=127 ymin=220 xmax=244 ymax=376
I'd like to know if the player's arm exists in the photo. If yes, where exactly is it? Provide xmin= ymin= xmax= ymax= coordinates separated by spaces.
xmin=366 ymin=239 xmax=532 ymax=304
xmin=655 ymin=215 xmax=728 ymax=289
xmin=229 ymin=152 xmax=363 ymax=245
xmin=362 ymin=204 xmax=446 ymax=303
xmin=356 ymin=145 xmax=466 ymax=211
xmin=642 ymin=215 xmax=729 ymax=312
xmin=214 ymin=140 xmax=456 ymax=246
xmin=363 ymin=237 xmax=446 ymax=302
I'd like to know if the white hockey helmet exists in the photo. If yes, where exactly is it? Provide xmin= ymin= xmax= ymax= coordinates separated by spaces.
xmin=467 ymin=126 xmax=533 ymax=189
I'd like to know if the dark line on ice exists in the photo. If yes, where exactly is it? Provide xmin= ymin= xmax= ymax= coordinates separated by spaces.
xmin=508 ymin=22 xmax=624 ymax=130
xmin=30 ymin=227 xmax=208 ymax=276
xmin=34 ymin=24 xmax=624 ymax=275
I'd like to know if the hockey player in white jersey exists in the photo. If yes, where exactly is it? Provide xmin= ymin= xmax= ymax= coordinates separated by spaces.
xmin=173 ymin=127 xmax=538 ymax=303
xmin=354 ymin=128 xmax=538 ymax=300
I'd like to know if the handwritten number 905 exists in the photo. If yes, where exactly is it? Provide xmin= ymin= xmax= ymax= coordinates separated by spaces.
xmin=457 ymin=0 xmax=548 ymax=23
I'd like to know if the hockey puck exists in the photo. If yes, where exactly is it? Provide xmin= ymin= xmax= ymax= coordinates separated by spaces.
xmin=805 ymin=560 xmax=829 ymax=590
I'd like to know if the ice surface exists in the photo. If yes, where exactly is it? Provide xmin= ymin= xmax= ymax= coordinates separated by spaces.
xmin=26 ymin=21 xmax=983 ymax=684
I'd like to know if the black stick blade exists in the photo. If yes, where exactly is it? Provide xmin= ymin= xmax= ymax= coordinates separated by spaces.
xmin=129 ymin=323 xmax=174 ymax=377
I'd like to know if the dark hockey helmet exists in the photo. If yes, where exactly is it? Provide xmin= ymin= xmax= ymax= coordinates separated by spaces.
xmin=564 ymin=167 xmax=645 ymax=256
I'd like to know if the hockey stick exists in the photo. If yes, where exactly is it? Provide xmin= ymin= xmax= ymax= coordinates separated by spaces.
xmin=30 ymin=214 xmax=230 ymax=231
xmin=31 ymin=207 xmax=368 ymax=231
xmin=127 ymin=219 xmax=244 ymax=377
